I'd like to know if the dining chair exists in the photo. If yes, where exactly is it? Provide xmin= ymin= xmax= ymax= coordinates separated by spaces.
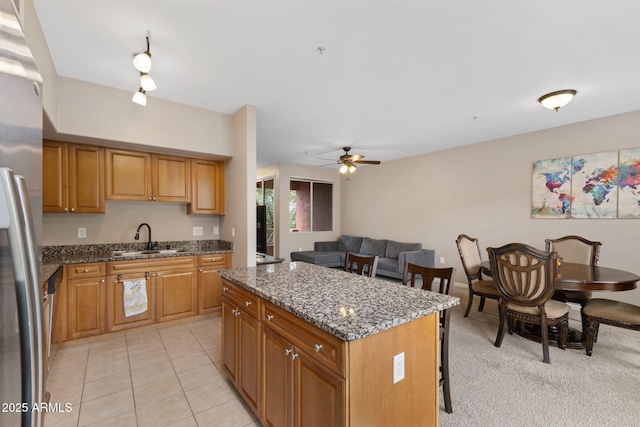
xmin=488 ymin=243 xmax=570 ymax=364
xmin=344 ymin=252 xmax=378 ymax=277
xmin=402 ymin=262 xmax=455 ymax=413
xmin=582 ymin=298 xmax=640 ymax=356
xmin=455 ymin=234 xmax=501 ymax=317
xmin=545 ymin=235 xmax=602 ymax=330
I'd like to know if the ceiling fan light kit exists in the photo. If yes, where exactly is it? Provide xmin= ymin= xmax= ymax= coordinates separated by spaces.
xmin=132 ymin=36 xmax=156 ymax=105
xmin=538 ymin=89 xmax=577 ymax=111
xmin=331 ymin=147 xmax=381 ymax=174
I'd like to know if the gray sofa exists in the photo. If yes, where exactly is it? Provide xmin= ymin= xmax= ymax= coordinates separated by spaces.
xmin=290 ymin=235 xmax=434 ymax=279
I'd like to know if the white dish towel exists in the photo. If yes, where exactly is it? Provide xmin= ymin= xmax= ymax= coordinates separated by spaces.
xmin=123 ymin=278 xmax=148 ymax=317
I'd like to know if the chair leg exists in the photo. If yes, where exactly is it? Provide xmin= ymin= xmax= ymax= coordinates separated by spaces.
xmin=464 ymin=288 xmax=474 ymax=317
xmin=558 ymin=319 xmax=568 ymax=350
xmin=584 ymin=317 xmax=598 ymax=356
xmin=494 ymin=305 xmax=506 ymax=347
xmin=540 ymin=315 xmax=550 ymax=363
xmin=478 ymin=296 xmax=486 ymax=312
xmin=441 ymin=331 xmax=452 ymax=413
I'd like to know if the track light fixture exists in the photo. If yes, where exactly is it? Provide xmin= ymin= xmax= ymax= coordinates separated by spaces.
xmin=132 ymin=88 xmax=147 ymax=106
xmin=132 ymin=36 xmax=156 ymax=105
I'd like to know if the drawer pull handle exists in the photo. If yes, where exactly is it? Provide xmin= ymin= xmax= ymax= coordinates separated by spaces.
xmin=266 ymin=315 xmax=274 ymax=321
xmin=314 ymin=344 xmax=323 ymax=352
xmin=245 ymin=301 xmax=252 ymax=306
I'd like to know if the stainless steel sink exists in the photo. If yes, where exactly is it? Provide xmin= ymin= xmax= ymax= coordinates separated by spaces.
xmin=111 ymin=248 xmax=188 ymax=257
xmin=158 ymin=249 xmax=188 ymax=254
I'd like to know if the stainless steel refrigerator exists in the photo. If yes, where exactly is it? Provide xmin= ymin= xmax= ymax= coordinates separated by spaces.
xmin=0 ymin=0 xmax=45 ymax=425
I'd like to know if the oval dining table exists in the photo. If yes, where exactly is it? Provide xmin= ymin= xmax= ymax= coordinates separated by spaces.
xmin=479 ymin=260 xmax=639 ymax=349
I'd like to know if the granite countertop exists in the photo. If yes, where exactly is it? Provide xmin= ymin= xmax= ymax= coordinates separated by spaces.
xmin=40 ymin=240 xmax=233 ymax=285
xmin=218 ymin=261 xmax=460 ymax=342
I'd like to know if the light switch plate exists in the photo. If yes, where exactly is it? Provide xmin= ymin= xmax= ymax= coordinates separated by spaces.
xmin=77 ymin=228 xmax=86 ymax=238
xmin=193 ymin=226 xmax=203 ymax=236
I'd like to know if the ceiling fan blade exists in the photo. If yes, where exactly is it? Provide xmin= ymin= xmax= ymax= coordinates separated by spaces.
xmin=354 ymin=160 xmax=381 ymax=165
xmin=318 ymin=157 xmax=338 ymax=161
xmin=318 ymin=162 xmax=339 ymax=167
xmin=349 ymin=154 xmax=364 ymax=162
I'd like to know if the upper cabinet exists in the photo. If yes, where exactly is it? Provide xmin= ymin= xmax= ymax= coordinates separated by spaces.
xmin=188 ymin=159 xmax=225 ymax=215
xmin=43 ymin=140 xmax=105 ymax=213
xmin=106 ymin=148 xmax=191 ymax=202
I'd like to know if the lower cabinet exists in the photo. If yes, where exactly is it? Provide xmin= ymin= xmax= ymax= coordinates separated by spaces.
xmin=106 ymin=272 xmax=155 ymax=332
xmin=198 ymin=254 xmax=231 ymax=315
xmin=262 ymin=325 xmax=344 ymax=427
xmin=222 ymin=287 xmax=260 ymax=414
xmin=156 ymin=267 xmax=198 ymax=322
xmin=65 ymin=263 xmax=106 ymax=340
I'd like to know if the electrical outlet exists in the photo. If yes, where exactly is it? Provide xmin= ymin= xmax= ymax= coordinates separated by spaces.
xmin=77 ymin=228 xmax=86 ymax=239
xmin=193 ymin=226 xmax=203 ymax=236
xmin=439 ymin=256 xmax=445 ymax=264
xmin=393 ymin=352 xmax=405 ymax=384
xmin=213 ymin=226 xmax=219 ymax=235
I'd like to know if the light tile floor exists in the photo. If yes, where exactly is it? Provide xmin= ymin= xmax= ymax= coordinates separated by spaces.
xmin=44 ymin=316 xmax=260 ymax=427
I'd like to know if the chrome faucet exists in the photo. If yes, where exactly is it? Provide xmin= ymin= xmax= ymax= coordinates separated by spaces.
xmin=134 ymin=223 xmax=154 ymax=250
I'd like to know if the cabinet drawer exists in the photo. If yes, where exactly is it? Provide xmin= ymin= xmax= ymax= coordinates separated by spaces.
xmin=221 ymin=280 xmax=259 ymax=318
xmin=107 ymin=256 xmax=196 ymax=275
xmin=198 ymin=254 xmax=229 ymax=268
xmin=66 ymin=262 xmax=106 ymax=279
xmin=262 ymin=301 xmax=345 ymax=377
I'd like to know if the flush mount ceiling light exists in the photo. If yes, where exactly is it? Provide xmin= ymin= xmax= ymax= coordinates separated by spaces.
xmin=132 ymin=88 xmax=146 ymax=106
xmin=132 ymin=36 xmax=156 ymax=105
xmin=538 ymin=89 xmax=577 ymax=111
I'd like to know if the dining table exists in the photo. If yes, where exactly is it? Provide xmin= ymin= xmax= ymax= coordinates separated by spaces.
xmin=479 ymin=260 xmax=639 ymax=349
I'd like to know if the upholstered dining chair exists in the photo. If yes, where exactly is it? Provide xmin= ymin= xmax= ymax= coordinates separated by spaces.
xmin=545 ymin=235 xmax=602 ymax=329
xmin=488 ymin=243 xmax=570 ymax=364
xmin=455 ymin=234 xmax=501 ymax=317
xmin=402 ymin=262 xmax=455 ymax=414
xmin=582 ymin=298 xmax=640 ymax=356
xmin=344 ymin=252 xmax=378 ymax=277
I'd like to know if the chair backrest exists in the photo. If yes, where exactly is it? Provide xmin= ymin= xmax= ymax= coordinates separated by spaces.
xmin=344 ymin=252 xmax=379 ymax=277
xmin=403 ymin=262 xmax=455 ymax=295
xmin=545 ymin=235 xmax=601 ymax=266
xmin=487 ymin=243 xmax=558 ymax=308
xmin=456 ymin=234 xmax=484 ymax=281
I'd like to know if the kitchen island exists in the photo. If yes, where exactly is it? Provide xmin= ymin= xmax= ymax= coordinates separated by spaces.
xmin=218 ymin=262 xmax=459 ymax=427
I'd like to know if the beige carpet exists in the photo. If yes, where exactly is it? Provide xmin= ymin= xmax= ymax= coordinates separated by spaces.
xmin=439 ymin=287 xmax=640 ymax=427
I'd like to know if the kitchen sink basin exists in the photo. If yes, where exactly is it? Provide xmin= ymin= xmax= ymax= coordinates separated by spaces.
xmin=111 ymin=248 xmax=188 ymax=257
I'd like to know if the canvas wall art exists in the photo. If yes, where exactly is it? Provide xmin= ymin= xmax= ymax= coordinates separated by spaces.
xmin=618 ymin=147 xmax=640 ymax=218
xmin=531 ymin=157 xmax=572 ymax=218
xmin=570 ymin=151 xmax=618 ymax=219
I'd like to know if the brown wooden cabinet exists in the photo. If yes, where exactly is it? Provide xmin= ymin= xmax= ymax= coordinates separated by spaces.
xmin=155 ymin=267 xmax=198 ymax=322
xmin=106 ymin=272 xmax=155 ymax=332
xmin=106 ymin=148 xmax=191 ymax=202
xmin=198 ymin=254 xmax=231 ymax=314
xmin=43 ymin=140 xmax=105 ymax=213
xmin=65 ymin=263 xmax=106 ymax=340
xmin=222 ymin=281 xmax=260 ymax=415
xmin=188 ymin=158 xmax=225 ymax=214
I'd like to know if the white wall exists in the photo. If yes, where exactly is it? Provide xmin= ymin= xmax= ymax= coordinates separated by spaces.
xmin=43 ymin=201 xmax=220 ymax=245
xmin=341 ymin=110 xmax=640 ymax=305
xmin=257 ymin=163 xmax=341 ymax=261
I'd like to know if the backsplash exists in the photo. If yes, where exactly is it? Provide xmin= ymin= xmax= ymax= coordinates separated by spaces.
xmin=42 ymin=239 xmax=233 ymax=263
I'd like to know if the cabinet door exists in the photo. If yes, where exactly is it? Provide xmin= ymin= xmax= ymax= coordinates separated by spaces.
xmin=69 ymin=144 xmax=105 ymax=213
xmin=188 ymin=159 xmax=225 ymax=214
xmin=106 ymin=148 xmax=152 ymax=201
xmin=153 ymin=154 xmax=191 ymax=202
xmin=156 ymin=268 xmax=197 ymax=322
xmin=222 ymin=299 xmax=238 ymax=383
xmin=262 ymin=326 xmax=294 ymax=427
xmin=43 ymin=140 xmax=68 ymax=212
xmin=238 ymin=310 xmax=260 ymax=414
xmin=294 ymin=351 xmax=345 ymax=427
xmin=67 ymin=277 xmax=106 ymax=340
xmin=106 ymin=274 xmax=155 ymax=332
xmin=198 ymin=268 xmax=223 ymax=314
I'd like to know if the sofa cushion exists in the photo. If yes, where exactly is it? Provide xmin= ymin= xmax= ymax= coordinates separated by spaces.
xmin=337 ymin=235 xmax=363 ymax=253
xmin=377 ymin=257 xmax=399 ymax=273
xmin=360 ymin=237 xmax=388 ymax=257
xmin=385 ymin=240 xmax=422 ymax=259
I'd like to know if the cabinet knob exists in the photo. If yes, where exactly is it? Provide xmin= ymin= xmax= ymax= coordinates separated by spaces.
xmin=235 ymin=310 xmax=241 ymax=317
xmin=223 ymin=287 xmax=228 ymax=292
xmin=245 ymin=301 xmax=252 ymax=306
xmin=290 ymin=353 xmax=299 ymax=361
xmin=148 ymin=197 xmax=152 ymax=201
xmin=63 ymin=208 xmax=68 ymax=212
xmin=266 ymin=314 xmax=274 ymax=321
xmin=83 ymin=269 xmax=89 ymax=273
xmin=199 ymin=269 xmax=203 ymax=272
xmin=284 ymin=349 xmax=292 ymax=356
xmin=70 ymin=208 xmax=75 ymax=212
xmin=314 ymin=344 xmax=323 ymax=352
xmin=152 ymin=197 xmax=157 ymax=201
xmin=157 ymin=273 xmax=162 ymax=276
xmin=100 ymin=279 xmax=105 ymax=283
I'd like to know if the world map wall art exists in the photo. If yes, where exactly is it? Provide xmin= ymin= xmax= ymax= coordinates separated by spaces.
xmin=531 ymin=148 xmax=640 ymax=219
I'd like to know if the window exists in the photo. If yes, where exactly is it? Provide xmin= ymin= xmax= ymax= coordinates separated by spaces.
xmin=256 ymin=177 xmax=275 ymax=255
xmin=289 ymin=179 xmax=333 ymax=232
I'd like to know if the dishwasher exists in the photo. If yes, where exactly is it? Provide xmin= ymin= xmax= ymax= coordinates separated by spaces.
xmin=46 ymin=266 xmax=63 ymax=372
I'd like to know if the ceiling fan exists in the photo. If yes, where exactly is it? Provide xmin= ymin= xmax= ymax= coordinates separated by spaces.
xmin=320 ymin=147 xmax=381 ymax=174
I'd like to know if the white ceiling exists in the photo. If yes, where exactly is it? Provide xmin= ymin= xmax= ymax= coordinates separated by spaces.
xmin=33 ymin=1 xmax=640 ymax=170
